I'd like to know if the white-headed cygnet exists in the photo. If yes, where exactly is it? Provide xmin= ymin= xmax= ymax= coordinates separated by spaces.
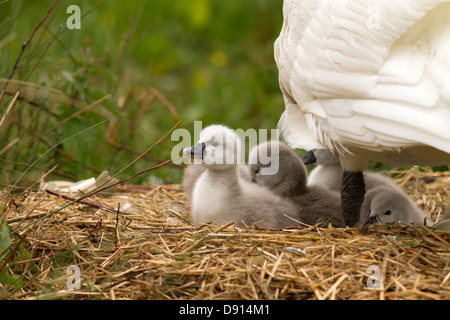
xmin=183 ymin=124 xmax=301 ymax=228
xmin=181 ymin=164 xmax=206 ymax=200
xmin=248 ymin=141 xmax=345 ymax=228
xmin=302 ymin=149 xmax=432 ymax=226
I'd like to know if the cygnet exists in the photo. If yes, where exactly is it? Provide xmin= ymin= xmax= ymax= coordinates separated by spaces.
xmin=303 ymin=149 xmax=432 ymax=226
xmin=183 ymin=124 xmax=301 ymax=228
xmin=248 ymin=141 xmax=345 ymax=228
xmin=361 ymin=187 xmax=433 ymax=226
xmin=302 ymin=149 xmax=343 ymax=192
xmin=182 ymin=163 xmax=251 ymax=200
xmin=303 ymin=149 xmax=401 ymax=192
xmin=181 ymin=164 xmax=206 ymax=200
xmin=433 ymin=205 xmax=450 ymax=231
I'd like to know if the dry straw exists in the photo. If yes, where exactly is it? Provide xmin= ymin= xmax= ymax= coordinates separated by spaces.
xmin=1 ymin=166 xmax=449 ymax=300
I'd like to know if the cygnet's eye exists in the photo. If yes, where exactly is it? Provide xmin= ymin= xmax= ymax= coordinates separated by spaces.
xmin=254 ymin=168 xmax=260 ymax=175
xmin=384 ymin=210 xmax=392 ymax=216
xmin=211 ymin=141 xmax=218 ymax=147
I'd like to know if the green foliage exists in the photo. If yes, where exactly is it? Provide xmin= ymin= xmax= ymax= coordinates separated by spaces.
xmin=0 ymin=269 xmax=23 ymax=288
xmin=0 ymin=218 xmax=11 ymax=262
xmin=0 ymin=0 xmax=285 ymax=189
xmin=0 ymin=218 xmax=24 ymax=288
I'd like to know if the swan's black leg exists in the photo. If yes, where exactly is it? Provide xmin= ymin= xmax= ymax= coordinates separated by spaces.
xmin=341 ymin=170 xmax=365 ymax=227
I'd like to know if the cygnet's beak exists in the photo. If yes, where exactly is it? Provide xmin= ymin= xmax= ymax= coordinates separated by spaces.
xmin=301 ymin=150 xmax=317 ymax=165
xmin=183 ymin=143 xmax=206 ymax=160
xmin=362 ymin=215 xmax=380 ymax=227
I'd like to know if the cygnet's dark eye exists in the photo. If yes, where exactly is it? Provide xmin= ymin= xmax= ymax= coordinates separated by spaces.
xmin=254 ymin=168 xmax=260 ymax=175
xmin=211 ymin=141 xmax=218 ymax=147
xmin=384 ymin=210 xmax=392 ymax=216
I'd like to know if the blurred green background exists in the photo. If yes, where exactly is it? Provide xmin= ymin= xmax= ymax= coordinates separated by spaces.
xmin=0 ymin=0 xmax=286 ymax=188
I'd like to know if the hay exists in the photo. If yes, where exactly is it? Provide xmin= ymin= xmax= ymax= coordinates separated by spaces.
xmin=1 ymin=166 xmax=449 ymax=300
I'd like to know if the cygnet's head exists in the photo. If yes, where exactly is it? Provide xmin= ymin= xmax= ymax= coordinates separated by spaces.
xmin=183 ymin=124 xmax=241 ymax=170
xmin=302 ymin=149 xmax=340 ymax=166
xmin=362 ymin=188 xmax=424 ymax=225
xmin=248 ymin=141 xmax=308 ymax=196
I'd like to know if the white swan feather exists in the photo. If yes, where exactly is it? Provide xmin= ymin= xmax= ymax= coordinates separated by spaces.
xmin=276 ymin=0 xmax=450 ymax=171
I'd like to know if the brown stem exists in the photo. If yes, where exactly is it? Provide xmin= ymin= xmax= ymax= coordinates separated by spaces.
xmin=5 ymin=0 xmax=60 ymax=88
xmin=45 ymin=189 xmax=126 ymax=215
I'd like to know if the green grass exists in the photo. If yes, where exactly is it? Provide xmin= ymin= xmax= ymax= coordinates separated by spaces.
xmin=0 ymin=0 xmax=285 ymax=189
xmin=0 ymin=2 xmax=287 ymax=296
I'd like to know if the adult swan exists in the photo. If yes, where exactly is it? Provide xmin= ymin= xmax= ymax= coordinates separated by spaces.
xmin=275 ymin=0 xmax=450 ymax=226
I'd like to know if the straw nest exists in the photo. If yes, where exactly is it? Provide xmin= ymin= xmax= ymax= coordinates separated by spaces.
xmin=1 ymin=166 xmax=449 ymax=300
